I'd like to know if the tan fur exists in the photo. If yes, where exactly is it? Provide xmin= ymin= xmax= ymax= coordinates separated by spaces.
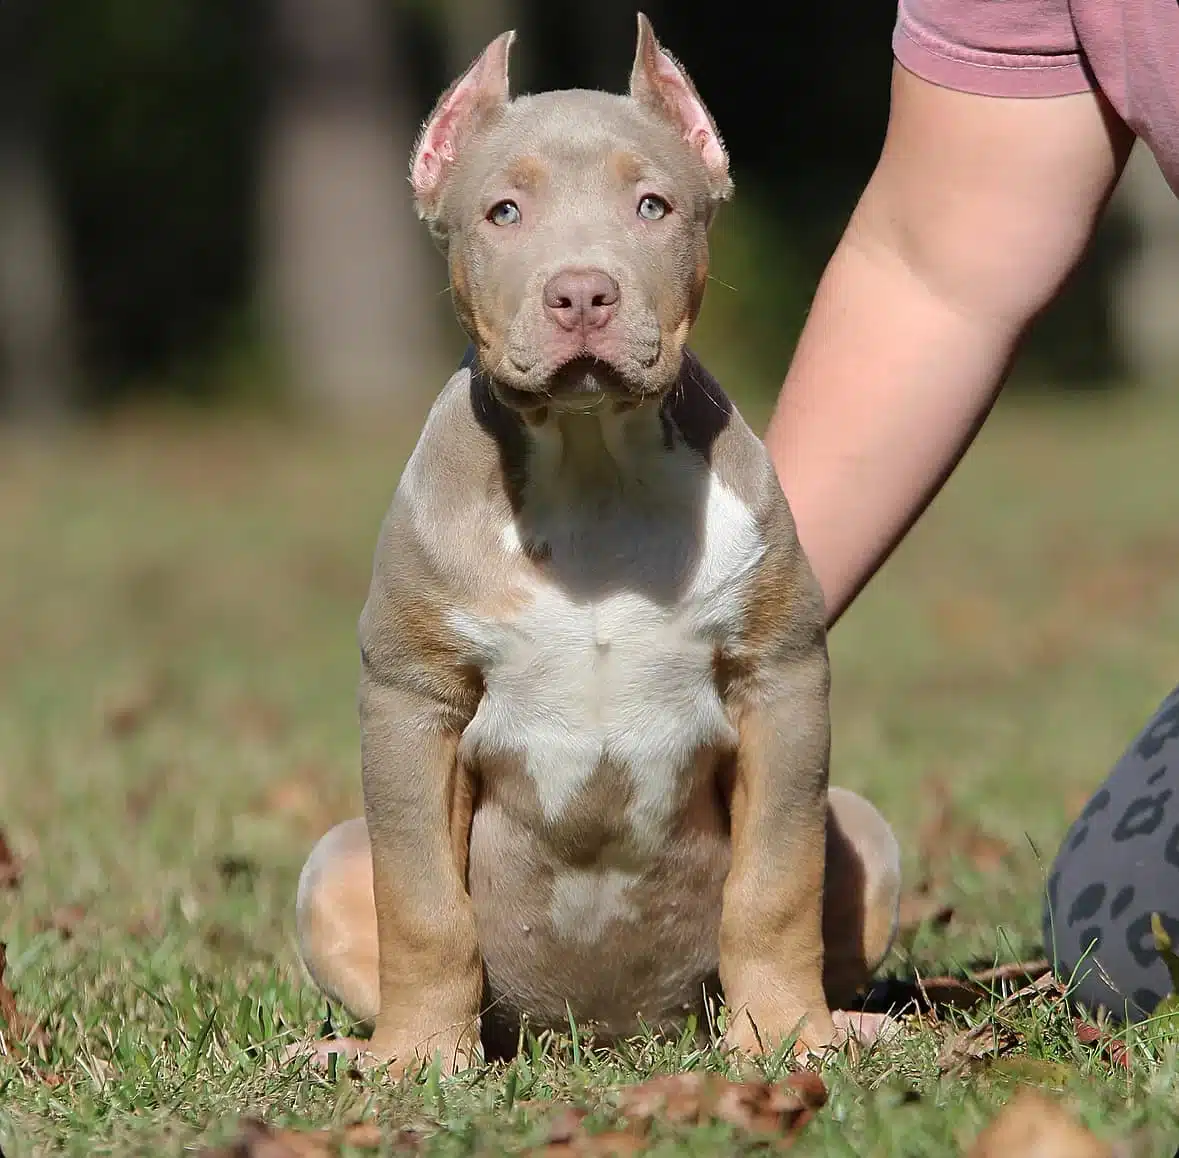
xmin=610 ymin=150 xmax=645 ymax=186
xmin=506 ymin=155 xmax=549 ymax=192
xmin=293 ymin=17 xmax=900 ymax=1077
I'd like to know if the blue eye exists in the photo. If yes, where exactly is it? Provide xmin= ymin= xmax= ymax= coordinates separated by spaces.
xmin=488 ymin=200 xmax=522 ymax=226
xmin=637 ymin=195 xmax=669 ymax=221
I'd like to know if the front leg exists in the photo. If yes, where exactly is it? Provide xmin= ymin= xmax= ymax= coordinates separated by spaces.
xmin=360 ymin=673 xmax=483 ymax=1077
xmin=719 ymin=647 xmax=838 ymax=1058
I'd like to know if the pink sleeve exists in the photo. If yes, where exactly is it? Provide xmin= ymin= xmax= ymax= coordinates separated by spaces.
xmin=894 ymin=0 xmax=1095 ymax=98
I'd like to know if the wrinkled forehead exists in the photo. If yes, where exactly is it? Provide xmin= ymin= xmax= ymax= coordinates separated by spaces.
xmin=453 ymin=90 xmax=710 ymax=207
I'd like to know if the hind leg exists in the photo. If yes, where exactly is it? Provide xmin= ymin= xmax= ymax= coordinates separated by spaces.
xmin=294 ymin=818 xmax=380 ymax=1045
xmin=822 ymin=786 xmax=902 ymax=1009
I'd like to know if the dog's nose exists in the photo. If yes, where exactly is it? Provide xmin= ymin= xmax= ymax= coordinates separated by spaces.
xmin=542 ymin=270 xmax=620 ymax=332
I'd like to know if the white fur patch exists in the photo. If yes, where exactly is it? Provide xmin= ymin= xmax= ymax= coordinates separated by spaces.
xmin=452 ymin=469 xmax=764 ymax=845
xmin=500 ymin=521 xmax=524 ymax=555
xmin=688 ymin=474 xmax=763 ymax=599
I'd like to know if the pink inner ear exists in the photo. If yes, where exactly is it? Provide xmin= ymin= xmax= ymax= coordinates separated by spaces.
xmin=652 ymin=52 xmax=726 ymax=176
xmin=410 ymin=70 xmax=481 ymax=199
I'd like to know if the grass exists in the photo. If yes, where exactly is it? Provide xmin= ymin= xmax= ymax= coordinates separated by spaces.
xmin=3 ymin=377 xmax=1179 ymax=1155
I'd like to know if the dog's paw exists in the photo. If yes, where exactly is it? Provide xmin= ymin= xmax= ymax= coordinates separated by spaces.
xmin=831 ymin=1009 xmax=901 ymax=1048
xmin=282 ymin=1036 xmax=373 ymax=1070
xmin=366 ymin=1028 xmax=481 ymax=1080
xmin=721 ymin=1005 xmax=840 ymax=1063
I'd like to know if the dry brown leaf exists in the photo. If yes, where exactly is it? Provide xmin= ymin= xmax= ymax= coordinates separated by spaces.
xmin=535 ymin=1130 xmax=647 ymax=1158
xmin=534 ymin=1108 xmax=646 ymax=1158
xmin=938 ymin=1019 xmax=1022 ymax=1072
xmin=969 ymin=960 xmax=1051 ymax=988
xmin=199 ymin=1118 xmax=383 ymax=1158
xmin=920 ymin=960 xmax=1054 ymax=1013
xmin=966 ymin=1089 xmax=1115 ymax=1157
xmin=0 ymin=829 xmax=22 ymax=889
xmin=339 ymin=1124 xmax=383 ymax=1149
xmin=545 ymin=1107 xmax=591 ymax=1143
xmin=937 ymin=972 xmax=1063 ymax=1074
xmin=1072 ymin=1019 xmax=1132 ymax=1071
xmin=616 ymin=1070 xmax=827 ymax=1139
xmin=0 ymin=941 xmax=50 ymax=1049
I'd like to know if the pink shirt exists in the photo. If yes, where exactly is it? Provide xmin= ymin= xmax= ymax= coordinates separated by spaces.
xmin=894 ymin=0 xmax=1179 ymax=194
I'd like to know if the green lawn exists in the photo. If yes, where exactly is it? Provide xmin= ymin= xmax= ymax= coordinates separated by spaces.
xmin=2 ymin=379 xmax=1179 ymax=1155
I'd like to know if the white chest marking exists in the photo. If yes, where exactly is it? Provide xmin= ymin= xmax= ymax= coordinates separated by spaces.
xmin=453 ymin=473 xmax=764 ymax=841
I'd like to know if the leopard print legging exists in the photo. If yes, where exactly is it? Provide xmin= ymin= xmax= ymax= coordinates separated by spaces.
xmin=1045 ymin=684 xmax=1179 ymax=1021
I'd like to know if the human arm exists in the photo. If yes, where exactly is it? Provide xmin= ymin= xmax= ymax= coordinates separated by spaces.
xmin=765 ymin=63 xmax=1134 ymax=626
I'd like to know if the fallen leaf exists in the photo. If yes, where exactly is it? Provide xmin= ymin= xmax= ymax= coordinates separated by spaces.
xmin=968 ymin=960 xmax=1051 ymax=989
xmin=938 ymin=1019 xmax=1022 ymax=1072
xmin=536 ymin=1130 xmax=646 ymax=1158
xmin=0 ymin=829 xmax=21 ymax=889
xmin=199 ymin=1117 xmax=383 ymax=1157
xmin=0 ymin=941 xmax=50 ymax=1049
xmin=534 ymin=1107 xmax=646 ymax=1158
xmin=923 ymin=960 xmax=1053 ymax=1013
xmin=340 ymin=1124 xmax=383 ymax=1149
xmin=966 ymin=1089 xmax=1115 ymax=1157
xmin=1072 ymin=1019 xmax=1131 ymax=1071
xmin=545 ymin=1107 xmax=590 ymax=1143
xmin=863 ymin=960 xmax=1054 ymax=1022
xmin=616 ymin=1071 xmax=827 ymax=1139
xmin=938 ymin=972 xmax=1063 ymax=1074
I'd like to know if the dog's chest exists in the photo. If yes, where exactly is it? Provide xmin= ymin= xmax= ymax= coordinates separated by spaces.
xmin=450 ymin=470 xmax=765 ymax=834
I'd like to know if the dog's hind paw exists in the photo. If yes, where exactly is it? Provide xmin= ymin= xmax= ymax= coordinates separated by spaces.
xmin=282 ymin=1036 xmax=372 ymax=1070
xmin=831 ymin=1010 xmax=901 ymax=1047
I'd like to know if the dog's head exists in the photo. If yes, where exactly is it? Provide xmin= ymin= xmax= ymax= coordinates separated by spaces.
xmin=410 ymin=15 xmax=732 ymax=413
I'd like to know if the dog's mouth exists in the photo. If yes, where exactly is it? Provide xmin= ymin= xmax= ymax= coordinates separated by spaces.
xmin=492 ymin=355 xmax=649 ymax=413
xmin=490 ymin=339 xmax=683 ymax=414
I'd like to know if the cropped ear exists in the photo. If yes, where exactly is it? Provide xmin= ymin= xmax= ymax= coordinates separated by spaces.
xmin=629 ymin=14 xmax=732 ymax=201
xmin=410 ymin=30 xmax=515 ymax=220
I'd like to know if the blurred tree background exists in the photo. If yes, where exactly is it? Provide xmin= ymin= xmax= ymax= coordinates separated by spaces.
xmin=2 ymin=0 xmax=1176 ymax=425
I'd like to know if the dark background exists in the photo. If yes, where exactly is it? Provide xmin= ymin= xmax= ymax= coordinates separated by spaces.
xmin=0 ymin=0 xmax=1165 ymax=421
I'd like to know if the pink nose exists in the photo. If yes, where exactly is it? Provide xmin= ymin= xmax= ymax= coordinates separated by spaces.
xmin=542 ymin=269 xmax=620 ymax=332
